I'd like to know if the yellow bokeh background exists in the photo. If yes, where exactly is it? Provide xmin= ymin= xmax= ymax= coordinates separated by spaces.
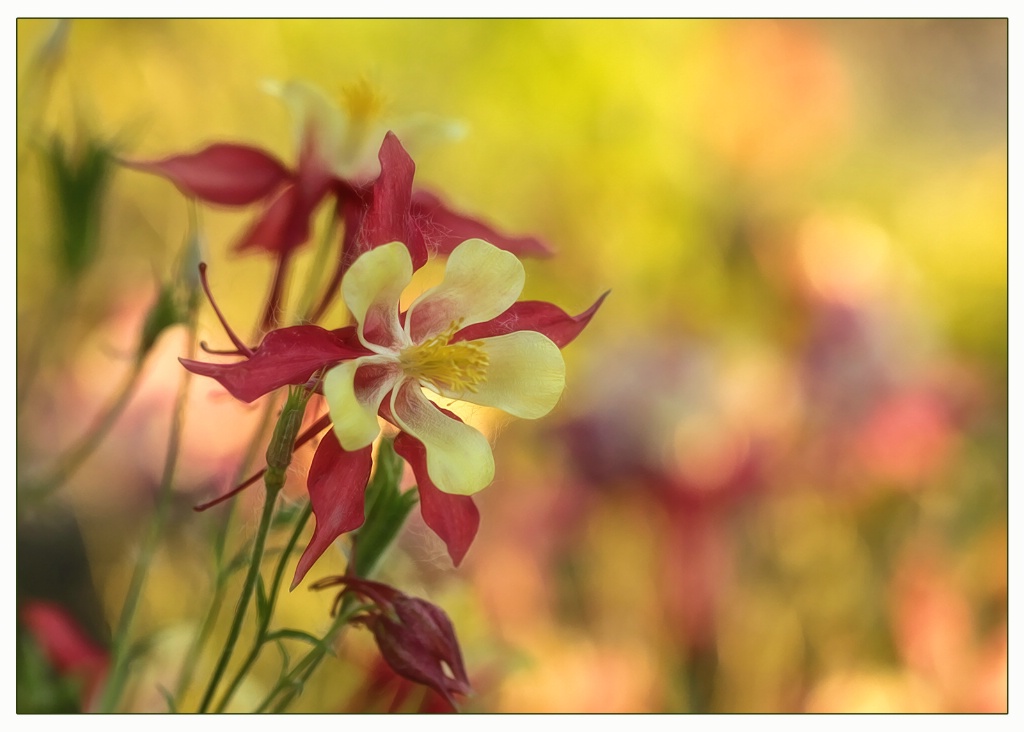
xmin=16 ymin=19 xmax=1006 ymax=713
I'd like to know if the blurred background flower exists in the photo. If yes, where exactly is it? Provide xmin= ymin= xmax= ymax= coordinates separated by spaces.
xmin=16 ymin=18 xmax=1006 ymax=713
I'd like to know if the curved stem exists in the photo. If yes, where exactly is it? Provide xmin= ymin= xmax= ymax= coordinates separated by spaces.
xmin=213 ymin=502 xmax=313 ymax=712
xmin=255 ymin=598 xmax=357 ymax=713
xmin=196 ymin=387 xmax=310 ymax=712
xmin=24 ymin=356 xmax=145 ymax=502
xmin=258 ymin=253 xmax=291 ymax=335
xmin=296 ymin=201 xmax=340 ymax=323
xmin=16 ymin=281 xmax=75 ymax=416
xmin=172 ymin=393 xmax=282 ymax=702
xmin=95 ymin=310 xmax=198 ymax=712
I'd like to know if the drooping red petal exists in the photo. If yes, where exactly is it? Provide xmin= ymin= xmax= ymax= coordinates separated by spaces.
xmin=234 ymin=183 xmax=301 ymax=254
xmin=291 ymin=434 xmax=373 ymax=588
xmin=345 ymin=132 xmax=428 ymax=272
xmin=181 ymin=325 xmax=369 ymax=403
xmin=124 ymin=143 xmax=291 ymax=205
xmin=453 ymin=290 xmax=609 ymax=348
xmin=394 ymin=430 xmax=479 ymax=567
xmin=411 ymin=189 xmax=555 ymax=259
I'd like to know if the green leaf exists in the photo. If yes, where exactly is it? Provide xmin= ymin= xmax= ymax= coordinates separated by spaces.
xmin=137 ymin=284 xmax=186 ymax=361
xmin=43 ymin=133 xmax=115 ymax=280
xmin=352 ymin=439 xmax=418 ymax=577
xmin=264 ymin=628 xmax=323 ymax=647
xmin=255 ymin=576 xmax=270 ymax=625
xmin=157 ymin=685 xmax=178 ymax=713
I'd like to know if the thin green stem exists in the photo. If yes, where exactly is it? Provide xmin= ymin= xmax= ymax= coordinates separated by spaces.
xmin=196 ymin=388 xmax=311 ymax=713
xmin=23 ymin=356 xmax=145 ymax=502
xmin=16 ymin=282 xmax=75 ymax=416
xmin=255 ymin=598 xmax=358 ymax=713
xmin=95 ymin=311 xmax=199 ymax=712
xmin=297 ymin=201 xmax=340 ymax=323
xmin=172 ymin=393 xmax=282 ymax=701
xmin=213 ymin=502 xmax=312 ymax=712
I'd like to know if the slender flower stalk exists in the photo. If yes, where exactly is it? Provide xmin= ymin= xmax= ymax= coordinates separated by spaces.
xmin=23 ymin=358 xmax=145 ymax=503
xmin=171 ymin=391 xmax=283 ymax=701
xmin=196 ymin=385 xmax=314 ymax=713
xmin=213 ymin=502 xmax=313 ymax=712
xmin=96 ymin=294 xmax=200 ymax=712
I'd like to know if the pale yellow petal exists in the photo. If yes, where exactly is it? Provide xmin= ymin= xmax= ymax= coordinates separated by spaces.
xmin=342 ymin=241 xmax=412 ymax=352
xmin=324 ymin=357 xmax=401 ymax=451
xmin=264 ymin=79 xmax=345 ymax=172
xmin=434 ymin=331 xmax=565 ymax=419
xmin=390 ymin=381 xmax=495 ymax=495
xmin=406 ymin=238 xmax=524 ymax=343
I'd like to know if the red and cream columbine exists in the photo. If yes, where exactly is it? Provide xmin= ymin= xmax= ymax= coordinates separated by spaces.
xmin=326 ymin=238 xmax=565 ymax=496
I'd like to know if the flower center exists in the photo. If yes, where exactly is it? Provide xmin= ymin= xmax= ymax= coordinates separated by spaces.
xmin=340 ymin=78 xmax=387 ymax=128
xmin=399 ymin=321 xmax=489 ymax=394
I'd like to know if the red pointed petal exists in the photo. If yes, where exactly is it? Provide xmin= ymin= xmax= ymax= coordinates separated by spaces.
xmin=125 ymin=143 xmax=291 ymax=205
xmin=394 ymin=430 xmax=479 ymax=567
xmin=348 ymin=132 xmax=428 ymax=271
xmin=411 ymin=190 xmax=555 ymax=259
xmin=181 ymin=325 xmax=368 ymax=402
xmin=234 ymin=184 xmax=300 ymax=254
xmin=234 ymin=180 xmax=331 ymax=256
xmin=453 ymin=291 xmax=608 ymax=348
xmin=292 ymin=435 xmax=373 ymax=588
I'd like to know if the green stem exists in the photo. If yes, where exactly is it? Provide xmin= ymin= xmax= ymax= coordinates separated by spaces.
xmin=297 ymin=201 xmax=339 ymax=323
xmin=196 ymin=387 xmax=311 ymax=713
xmin=95 ymin=312 xmax=198 ymax=712
xmin=213 ymin=502 xmax=313 ymax=712
xmin=23 ymin=356 xmax=145 ymax=502
xmin=255 ymin=598 xmax=358 ymax=713
xmin=172 ymin=393 xmax=282 ymax=701
xmin=16 ymin=281 xmax=75 ymax=416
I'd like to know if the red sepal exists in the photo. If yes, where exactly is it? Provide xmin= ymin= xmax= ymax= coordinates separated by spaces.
xmin=291 ymin=433 xmax=373 ymax=588
xmin=347 ymin=132 xmax=428 ymax=272
xmin=181 ymin=325 xmax=368 ymax=403
xmin=412 ymin=189 xmax=555 ymax=259
xmin=125 ymin=143 xmax=290 ymax=205
xmin=454 ymin=290 xmax=609 ymax=348
xmin=394 ymin=428 xmax=479 ymax=567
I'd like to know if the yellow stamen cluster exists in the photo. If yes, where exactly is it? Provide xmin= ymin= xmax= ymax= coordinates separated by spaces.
xmin=400 ymin=321 xmax=489 ymax=394
xmin=340 ymin=78 xmax=387 ymax=126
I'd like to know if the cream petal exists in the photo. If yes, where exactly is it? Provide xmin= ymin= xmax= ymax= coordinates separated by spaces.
xmin=433 ymin=331 xmax=565 ymax=419
xmin=342 ymin=241 xmax=412 ymax=352
xmin=405 ymin=238 xmax=524 ymax=343
xmin=324 ymin=357 xmax=401 ymax=451
xmin=265 ymin=79 xmax=346 ymax=173
xmin=390 ymin=380 xmax=495 ymax=496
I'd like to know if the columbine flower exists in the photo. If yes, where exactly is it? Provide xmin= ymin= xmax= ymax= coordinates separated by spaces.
xmin=126 ymin=80 xmax=552 ymax=263
xmin=269 ymin=77 xmax=465 ymax=181
xmin=325 ymin=237 xmax=565 ymax=496
xmin=182 ymin=238 xmax=605 ymax=587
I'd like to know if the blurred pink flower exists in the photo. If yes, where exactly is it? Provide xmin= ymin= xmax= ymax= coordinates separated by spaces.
xmin=20 ymin=600 xmax=109 ymax=712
